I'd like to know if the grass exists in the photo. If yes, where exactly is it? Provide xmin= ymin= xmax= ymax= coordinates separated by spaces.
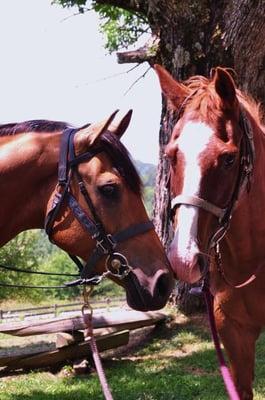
xmin=1 ymin=310 xmax=265 ymax=399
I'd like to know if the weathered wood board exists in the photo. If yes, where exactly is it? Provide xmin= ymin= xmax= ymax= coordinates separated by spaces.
xmin=0 ymin=330 xmax=129 ymax=370
xmin=0 ymin=310 xmax=166 ymax=337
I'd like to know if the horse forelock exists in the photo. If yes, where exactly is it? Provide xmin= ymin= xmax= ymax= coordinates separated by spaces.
xmin=183 ymin=76 xmax=224 ymax=126
xmin=167 ymin=71 xmax=264 ymax=190
xmin=168 ymin=71 xmax=264 ymax=145
xmin=99 ymin=131 xmax=142 ymax=195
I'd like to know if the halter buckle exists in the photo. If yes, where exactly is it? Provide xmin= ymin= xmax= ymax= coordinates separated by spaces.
xmin=96 ymin=234 xmax=116 ymax=254
xmin=209 ymin=225 xmax=229 ymax=249
xmin=106 ymin=253 xmax=132 ymax=279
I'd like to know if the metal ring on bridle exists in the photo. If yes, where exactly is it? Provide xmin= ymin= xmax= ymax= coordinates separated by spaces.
xmin=106 ymin=252 xmax=132 ymax=278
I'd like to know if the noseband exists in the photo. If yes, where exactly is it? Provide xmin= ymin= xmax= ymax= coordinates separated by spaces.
xmin=170 ymin=106 xmax=255 ymax=272
xmin=45 ymin=128 xmax=154 ymax=286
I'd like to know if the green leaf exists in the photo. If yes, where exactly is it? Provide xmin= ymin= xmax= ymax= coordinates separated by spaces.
xmin=53 ymin=1 xmax=149 ymax=53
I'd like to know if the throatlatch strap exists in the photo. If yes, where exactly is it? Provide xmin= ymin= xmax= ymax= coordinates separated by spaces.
xmin=45 ymin=129 xmax=76 ymax=238
xmin=44 ymin=180 xmax=70 ymax=238
xmin=58 ymin=128 xmax=76 ymax=184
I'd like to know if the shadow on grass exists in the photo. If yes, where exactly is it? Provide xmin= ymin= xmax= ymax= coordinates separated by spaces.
xmin=107 ymin=312 xmax=212 ymax=359
xmin=0 ymin=347 xmax=228 ymax=400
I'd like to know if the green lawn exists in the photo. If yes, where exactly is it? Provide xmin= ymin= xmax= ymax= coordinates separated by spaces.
xmin=1 ymin=311 xmax=265 ymax=399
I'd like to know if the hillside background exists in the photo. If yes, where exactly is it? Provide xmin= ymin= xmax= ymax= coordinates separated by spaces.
xmin=134 ymin=159 xmax=156 ymax=216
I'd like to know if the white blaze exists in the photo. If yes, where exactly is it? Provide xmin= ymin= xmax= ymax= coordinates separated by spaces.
xmin=176 ymin=121 xmax=213 ymax=260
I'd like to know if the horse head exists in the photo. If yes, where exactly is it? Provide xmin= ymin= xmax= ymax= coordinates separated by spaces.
xmin=47 ymin=110 xmax=174 ymax=310
xmin=155 ymin=64 xmax=253 ymax=284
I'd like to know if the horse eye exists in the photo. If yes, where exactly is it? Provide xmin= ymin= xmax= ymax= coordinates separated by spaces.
xmin=223 ymin=153 xmax=236 ymax=168
xmin=98 ymin=184 xmax=119 ymax=199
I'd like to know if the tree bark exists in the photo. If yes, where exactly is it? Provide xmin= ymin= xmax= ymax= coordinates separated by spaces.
xmin=222 ymin=0 xmax=265 ymax=112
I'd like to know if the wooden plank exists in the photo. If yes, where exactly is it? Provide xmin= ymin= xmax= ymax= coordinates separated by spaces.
xmin=56 ymin=331 xmax=84 ymax=348
xmin=0 ymin=310 xmax=166 ymax=337
xmin=0 ymin=330 xmax=129 ymax=370
xmin=56 ymin=327 xmax=122 ymax=348
xmin=0 ymin=353 xmax=30 ymax=367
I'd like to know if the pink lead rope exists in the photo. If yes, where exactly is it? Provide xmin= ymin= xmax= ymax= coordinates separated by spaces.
xmin=81 ymin=285 xmax=239 ymax=400
xmin=82 ymin=295 xmax=114 ymax=400
xmin=203 ymin=286 xmax=240 ymax=400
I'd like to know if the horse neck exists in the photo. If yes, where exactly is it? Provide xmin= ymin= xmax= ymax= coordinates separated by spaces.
xmin=0 ymin=132 xmax=61 ymax=246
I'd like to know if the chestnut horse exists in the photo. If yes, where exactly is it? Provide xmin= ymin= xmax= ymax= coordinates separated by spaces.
xmin=0 ymin=111 xmax=173 ymax=311
xmin=155 ymin=64 xmax=265 ymax=399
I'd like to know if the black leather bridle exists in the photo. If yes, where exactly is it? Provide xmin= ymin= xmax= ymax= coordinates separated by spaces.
xmin=44 ymin=127 xmax=154 ymax=287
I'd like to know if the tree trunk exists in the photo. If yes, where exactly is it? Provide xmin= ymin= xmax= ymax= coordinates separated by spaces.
xmin=222 ymin=0 xmax=265 ymax=112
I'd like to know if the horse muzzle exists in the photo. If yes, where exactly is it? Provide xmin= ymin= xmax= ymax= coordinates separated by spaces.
xmin=124 ymin=266 xmax=174 ymax=311
xmin=168 ymin=238 xmax=208 ymax=284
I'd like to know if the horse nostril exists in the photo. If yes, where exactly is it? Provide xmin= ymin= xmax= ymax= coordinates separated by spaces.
xmin=197 ymin=253 xmax=208 ymax=275
xmin=153 ymin=272 xmax=171 ymax=299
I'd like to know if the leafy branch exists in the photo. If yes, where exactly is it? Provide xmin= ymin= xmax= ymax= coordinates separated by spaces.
xmin=53 ymin=0 xmax=150 ymax=53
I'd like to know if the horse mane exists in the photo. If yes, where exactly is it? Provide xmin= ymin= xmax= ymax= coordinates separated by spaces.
xmin=182 ymin=71 xmax=264 ymax=131
xmin=236 ymin=91 xmax=264 ymax=132
xmin=100 ymin=131 xmax=142 ymax=194
xmin=0 ymin=120 xmax=71 ymax=136
xmin=0 ymin=119 xmax=142 ymax=194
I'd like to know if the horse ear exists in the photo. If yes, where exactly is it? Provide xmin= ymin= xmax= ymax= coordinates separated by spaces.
xmin=214 ymin=67 xmax=237 ymax=109
xmin=74 ymin=110 xmax=119 ymax=155
xmin=108 ymin=110 xmax=133 ymax=139
xmin=154 ymin=64 xmax=188 ymax=110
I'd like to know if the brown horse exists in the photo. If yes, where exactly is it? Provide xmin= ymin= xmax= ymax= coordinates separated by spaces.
xmin=155 ymin=64 xmax=265 ymax=399
xmin=0 ymin=111 xmax=173 ymax=311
